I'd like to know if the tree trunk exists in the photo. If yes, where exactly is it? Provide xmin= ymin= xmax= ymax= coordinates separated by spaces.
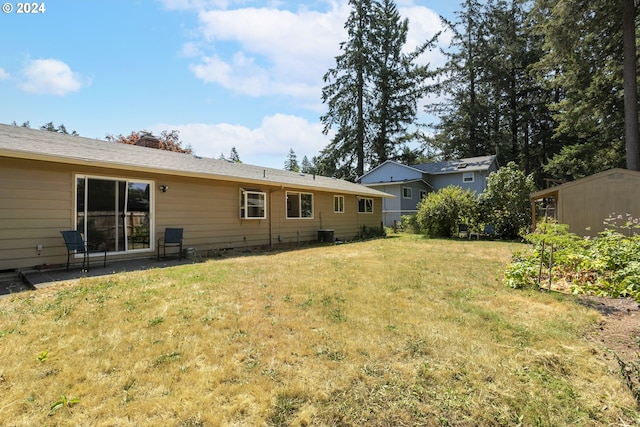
xmin=623 ymin=0 xmax=640 ymax=170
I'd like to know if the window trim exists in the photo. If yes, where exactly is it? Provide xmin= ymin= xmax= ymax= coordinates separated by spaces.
xmin=240 ymin=189 xmax=267 ymax=219
xmin=358 ymin=197 xmax=374 ymax=214
xmin=402 ymin=187 xmax=412 ymax=199
xmin=463 ymin=172 xmax=474 ymax=183
xmin=334 ymin=195 xmax=345 ymax=213
xmin=419 ymin=190 xmax=428 ymax=199
xmin=286 ymin=191 xmax=314 ymax=219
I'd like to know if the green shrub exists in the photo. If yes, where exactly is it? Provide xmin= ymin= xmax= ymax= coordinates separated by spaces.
xmin=479 ymin=162 xmax=535 ymax=239
xmin=400 ymin=214 xmax=420 ymax=234
xmin=503 ymin=251 xmax=541 ymax=289
xmin=415 ymin=186 xmax=478 ymax=238
xmin=504 ymin=216 xmax=640 ymax=301
xmin=360 ymin=224 xmax=386 ymax=239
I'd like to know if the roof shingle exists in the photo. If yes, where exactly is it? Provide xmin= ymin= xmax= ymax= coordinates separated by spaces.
xmin=0 ymin=123 xmax=391 ymax=198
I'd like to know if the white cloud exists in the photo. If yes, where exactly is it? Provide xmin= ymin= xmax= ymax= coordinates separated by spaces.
xmin=158 ymin=0 xmax=230 ymax=11
xmin=150 ymin=113 xmax=329 ymax=168
xmin=399 ymin=5 xmax=452 ymax=66
xmin=20 ymin=59 xmax=91 ymax=96
xmin=152 ymin=0 xmax=449 ymax=168
xmin=189 ymin=4 xmax=347 ymax=98
xmin=183 ymin=1 xmax=447 ymax=106
xmin=0 ymin=68 xmax=9 ymax=80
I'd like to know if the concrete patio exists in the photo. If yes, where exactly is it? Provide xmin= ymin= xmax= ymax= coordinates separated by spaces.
xmin=0 ymin=256 xmax=199 ymax=298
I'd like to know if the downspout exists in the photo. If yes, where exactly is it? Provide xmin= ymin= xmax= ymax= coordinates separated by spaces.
xmin=269 ymin=186 xmax=285 ymax=247
xmin=356 ymin=195 xmax=361 ymax=237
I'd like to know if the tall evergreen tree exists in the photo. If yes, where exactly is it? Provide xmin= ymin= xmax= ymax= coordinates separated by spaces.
xmin=430 ymin=0 xmax=490 ymax=158
xmin=535 ymin=0 xmax=628 ymax=179
xmin=284 ymin=148 xmax=300 ymax=172
xmin=229 ymin=147 xmax=241 ymax=163
xmin=321 ymin=0 xmax=373 ymax=180
xmin=428 ymin=0 xmax=558 ymax=185
xmin=300 ymin=155 xmax=313 ymax=173
xmin=320 ymin=0 xmax=435 ymax=180
xmin=39 ymin=121 xmax=79 ymax=135
xmin=368 ymin=0 xmax=437 ymax=166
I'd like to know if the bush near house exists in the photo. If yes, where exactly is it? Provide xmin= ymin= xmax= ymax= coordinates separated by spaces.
xmin=414 ymin=185 xmax=478 ymax=237
xmin=405 ymin=162 xmax=535 ymax=239
xmin=478 ymin=162 xmax=535 ymax=239
xmin=504 ymin=216 xmax=640 ymax=302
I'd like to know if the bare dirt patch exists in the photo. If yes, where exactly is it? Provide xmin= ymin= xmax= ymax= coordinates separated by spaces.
xmin=579 ymin=296 xmax=640 ymax=364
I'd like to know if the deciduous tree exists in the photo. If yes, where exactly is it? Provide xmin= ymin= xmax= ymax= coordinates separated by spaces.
xmin=105 ymin=130 xmax=192 ymax=153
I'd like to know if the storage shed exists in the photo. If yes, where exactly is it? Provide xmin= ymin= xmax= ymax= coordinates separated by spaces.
xmin=530 ymin=168 xmax=640 ymax=236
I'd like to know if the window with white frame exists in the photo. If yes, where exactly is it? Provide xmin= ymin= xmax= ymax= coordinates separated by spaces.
xmin=286 ymin=191 xmax=314 ymax=218
xmin=403 ymin=187 xmax=412 ymax=199
xmin=334 ymin=195 xmax=345 ymax=213
xmin=358 ymin=197 xmax=373 ymax=214
xmin=463 ymin=172 xmax=474 ymax=183
xmin=240 ymin=190 xmax=266 ymax=219
xmin=419 ymin=190 xmax=428 ymax=199
xmin=76 ymin=175 xmax=152 ymax=253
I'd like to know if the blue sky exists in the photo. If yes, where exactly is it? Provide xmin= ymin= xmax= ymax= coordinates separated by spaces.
xmin=0 ymin=0 xmax=455 ymax=169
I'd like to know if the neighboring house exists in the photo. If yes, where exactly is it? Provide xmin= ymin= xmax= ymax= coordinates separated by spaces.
xmin=359 ymin=155 xmax=498 ymax=227
xmin=530 ymin=168 xmax=640 ymax=237
xmin=0 ymin=124 xmax=392 ymax=271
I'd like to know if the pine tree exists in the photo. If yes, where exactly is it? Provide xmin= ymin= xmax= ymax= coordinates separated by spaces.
xmin=536 ymin=0 xmax=627 ymax=179
xmin=300 ymin=155 xmax=313 ymax=173
xmin=320 ymin=0 xmax=435 ymax=179
xmin=321 ymin=0 xmax=373 ymax=180
xmin=284 ymin=148 xmax=300 ymax=172
xmin=428 ymin=0 xmax=557 ymax=185
xmin=229 ymin=147 xmax=241 ymax=163
xmin=39 ymin=121 xmax=79 ymax=135
xmin=430 ymin=0 xmax=489 ymax=158
xmin=369 ymin=0 xmax=437 ymax=167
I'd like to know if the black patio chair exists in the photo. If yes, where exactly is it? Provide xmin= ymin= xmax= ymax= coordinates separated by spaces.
xmin=60 ymin=230 xmax=107 ymax=271
xmin=457 ymin=223 xmax=469 ymax=239
xmin=157 ymin=228 xmax=184 ymax=261
xmin=482 ymin=224 xmax=496 ymax=239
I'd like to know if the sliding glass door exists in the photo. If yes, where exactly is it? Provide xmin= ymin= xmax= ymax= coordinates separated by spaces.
xmin=76 ymin=176 xmax=152 ymax=253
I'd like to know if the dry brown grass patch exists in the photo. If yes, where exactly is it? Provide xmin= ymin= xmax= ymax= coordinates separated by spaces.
xmin=0 ymin=235 xmax=638 ymax=426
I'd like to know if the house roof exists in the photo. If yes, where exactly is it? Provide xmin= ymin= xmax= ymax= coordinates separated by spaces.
xmin=410 ymin=155 xmax=497 ymax=174
xmin=357 ymin=160 xmax=426 ymax=182
xmin=530 ymin=168 xmax=640 ymax=201
xmin=363 ymin=178 xmax=432 ymax=188
xmin=0 ymin=123 xmax=392 ymax=198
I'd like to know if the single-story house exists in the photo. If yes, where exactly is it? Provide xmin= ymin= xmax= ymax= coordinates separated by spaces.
xmin=358 ymin=155 xmax=498 ymax=227
xmin=0 ymin=123 xmax=392 ymax=271
xmin=530 ymin=168 xmax=640 ymax=236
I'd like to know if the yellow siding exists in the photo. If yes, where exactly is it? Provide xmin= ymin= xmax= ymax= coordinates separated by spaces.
xmin=559 ymin=172 xmax=640 ymax=236
xmin=0 ymin=158 xmax=384 ymax=270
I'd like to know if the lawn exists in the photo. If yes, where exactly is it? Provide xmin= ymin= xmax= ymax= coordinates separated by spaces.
xmin=0 ymin=235 xmax=638 ymax=426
